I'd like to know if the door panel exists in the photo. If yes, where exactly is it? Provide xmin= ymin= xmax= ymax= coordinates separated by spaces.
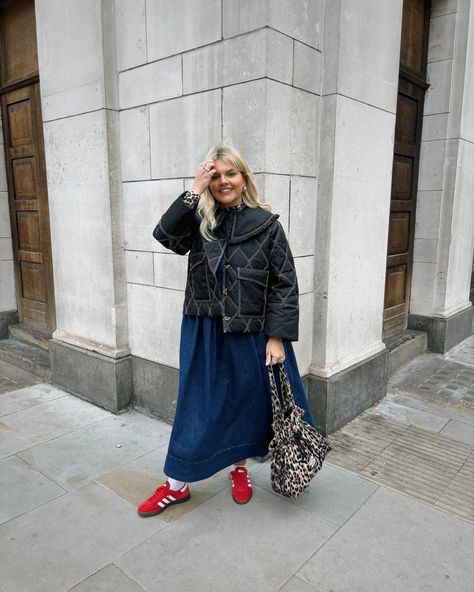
xmin=383 ymin=0 xmax=430 ymax=336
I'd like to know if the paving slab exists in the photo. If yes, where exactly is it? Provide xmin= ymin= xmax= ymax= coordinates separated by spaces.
xmin=297 ymin=487 xmax=474 ymax=592
xmin=0 ymin=455 xmax=65 ymax=525
xmin=69 ymin=564 xmax=146 ymax=592
xmin=116 ymin=486 xmax=337 ymax=592
xmin=2 ymin=394 xmax=111 ymax=443
xmin=385 ymin=390 xmax=474 ymax=427
xmin=0 ymin=421 xmax=35 ymax=459
xmin=278 ymin=576 xmax=321 ymax=591
xmin=439 ymin=419 xmax=474 ymax=445
xmin=0 ymin=481 xmax=165 ymax=592
xmin=16 ymin=412 xmax=171 ymax=490
xmin=251 ymin=459 xmax=379 ymax=526
xmin=0 ymin=359 xmax=40 ymax=395
xmin=445 ymin=335 xmax=474 ymax=368
xmin=98 ymin=443 xmax=256 ymax=523
xmin=371 ymin=399 xmax=449 ymax=432
xmin=0 ymin=383 xmax=67 ymax=417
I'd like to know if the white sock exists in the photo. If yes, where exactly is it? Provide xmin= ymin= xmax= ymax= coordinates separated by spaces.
xmin=232 ymin=464 xmax=246 ymax=471
xmin=167 ymin=477 xmax=187 ymax=491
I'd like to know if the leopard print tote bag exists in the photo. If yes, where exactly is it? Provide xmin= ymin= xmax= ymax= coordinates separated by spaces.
xmin=267 ymin=363 xmax=332 ymax=500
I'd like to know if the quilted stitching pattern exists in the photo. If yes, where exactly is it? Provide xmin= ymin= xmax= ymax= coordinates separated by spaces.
xmin=153 ymin=194 xmax=299 ymax=341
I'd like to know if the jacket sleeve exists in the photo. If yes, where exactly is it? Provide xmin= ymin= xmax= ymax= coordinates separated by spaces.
xmin=152 ymin=192 xmax=200 ymax=255
xmin=264 ymin=220 xmax=299 ymax=342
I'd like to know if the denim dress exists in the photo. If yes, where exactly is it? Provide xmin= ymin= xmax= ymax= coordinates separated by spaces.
xmin=163 ymin=212 xmax=316 ymax=483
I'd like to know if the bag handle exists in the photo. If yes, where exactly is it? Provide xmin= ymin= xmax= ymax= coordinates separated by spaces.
xmin=267 ymin=362 xmax=297 ymax=421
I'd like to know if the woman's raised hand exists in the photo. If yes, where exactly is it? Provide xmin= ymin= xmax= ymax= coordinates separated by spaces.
xmin=191 ymin=160 xmax=216 ymax=195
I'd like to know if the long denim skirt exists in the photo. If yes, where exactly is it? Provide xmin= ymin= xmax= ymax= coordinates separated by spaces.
xmin=163 ymin=314 xmax=316 ymax=482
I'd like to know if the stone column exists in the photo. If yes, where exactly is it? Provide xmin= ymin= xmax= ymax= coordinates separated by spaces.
xmin=309 ymin=0 xmax=404 ymax=432
xmin=0 ymin=111 xmax=18 ymax=337
xmin=35 ymin=0 xmax=131 ymax=411
xmin=409 ymin=0 xmax=474 ymax=352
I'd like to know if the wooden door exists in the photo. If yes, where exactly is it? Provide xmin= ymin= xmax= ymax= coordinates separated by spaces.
xmin=0 ymin=0 xmax=55 ymax=331
xmin=383 ymin=0 xmax=430 ymax=336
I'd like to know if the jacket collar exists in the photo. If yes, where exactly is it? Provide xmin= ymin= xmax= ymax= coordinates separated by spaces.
xmin=202 ymin=203 xmax=279 ymax=244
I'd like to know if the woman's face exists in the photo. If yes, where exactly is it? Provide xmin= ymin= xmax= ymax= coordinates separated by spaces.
xmin=209 ymin=159 xmax=245 ymax=207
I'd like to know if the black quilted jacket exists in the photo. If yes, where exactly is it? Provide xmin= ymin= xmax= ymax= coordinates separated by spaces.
xmin=153 ymin=192 xmax=299 ymax=341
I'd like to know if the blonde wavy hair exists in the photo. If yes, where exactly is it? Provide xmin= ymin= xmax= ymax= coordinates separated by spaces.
xmin=197 ymin=144 xmax=271 ymax=241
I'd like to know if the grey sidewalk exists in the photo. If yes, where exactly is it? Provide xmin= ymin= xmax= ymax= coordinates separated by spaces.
xmin=0 ymin=339 xmax=473 ymax=592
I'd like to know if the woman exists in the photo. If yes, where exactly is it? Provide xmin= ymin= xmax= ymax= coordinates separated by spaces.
xmin=137 ymin=144 xmax=316 ymax=517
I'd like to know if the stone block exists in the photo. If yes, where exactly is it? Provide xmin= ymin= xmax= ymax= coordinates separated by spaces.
xmin=428 ymin=12 xmax=456 ymax=61
xmin=127 ymin=283 xmax=183 ymax=368
xmin=265 ymin=80 xmax=319 ymax=176
xmin=418 ymin=139 xmax=446 ymax=190
xmin=289 ymin=176 xmax=317 ymax=257
xmin=293 ymin=292 xmax=313 ymax=376
xmin=408 ymin=305 xmax=474 ymax=353
xmin=119 ymin=56 xmax=182 ymax=109
xmin=36 ymin=0 xmax=107 ymax=120
xmin=49 ymin=339 xmax=132 ymax=413
xmin=0 ymin=261 xmax=15 ymax=311
xmin=153 ymin=252 xmax=188 ymax=291
xmin=125 ymin=251 xmax=153 ymax=285
xmin=119 ymin=106 xmax=151 ymax=181
xmin=223 ymin=0 xmax=269 ymax=38
xmin=256 ymin=173 xmax=290 ymax=233
xmin=323 ymin=0 xmax=401 ymax=113
xmin=313 ymin=95 xmax=394 ymax=374
xmin=415 ymin=191 xmax=442 ymax=239
xmin=150 ymin=91 xmax=221 ymax=178
xmin=0 ymin=155 xmax=6 ymax=192
xmin=223 ymin=80 xmax=266 ymax=172
xmin=146 ymin=0 xmax=221 ymax=61
xmin=0 ymin=192 xmax=11 ymax=237
xmin=425 ymin=59 xmax=453 ymax=115
xmin=413 ymin=238 xmax=438 ymax=263
xmin=131 ymin=355 xmax=179 ymax=424
xmin=431 ymin=0 xmax=458 ymax=17
xmin=295 ymin=256 xmax=314 ymax=295
xmin=183 ymin=28 xmax=292 ymax=94
xmin=269 ymin=0 xmax=323 ymax=48
xmin=115 ymin=0 xmax=146 ymax=71
xmin=43 ymin=110 xmax=127 ymax=348
xmin=123 ymin=179 xmax=184 ymax=253
xmin=0 ymin=237 xmax=13 ymax=260
xmin=293 ymin=42 xmax=322 ymax=94
xmin=421 ymin=113 xmax=449 ymax=141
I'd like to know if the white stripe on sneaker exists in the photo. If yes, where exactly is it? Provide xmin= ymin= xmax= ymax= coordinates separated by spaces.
xmin=163 ymin=498 xmax=171 ymax=504
xmin=158 ymin=501 xmax=165 ymax=508
xmin=168 ymin=494 xmax=176 ymax=501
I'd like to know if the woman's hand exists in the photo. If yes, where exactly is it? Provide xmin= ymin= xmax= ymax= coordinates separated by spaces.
xmin=191 ymin=160 xmax=216 ymax=195
xmin=266 ymin=336 xmax=285 ymax=366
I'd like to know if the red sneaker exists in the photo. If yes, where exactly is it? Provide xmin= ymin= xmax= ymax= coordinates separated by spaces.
xmin=137 ymin=480 xmax=191 ymax=517
xmin=229 ymin=466 xmax=252 ymax=504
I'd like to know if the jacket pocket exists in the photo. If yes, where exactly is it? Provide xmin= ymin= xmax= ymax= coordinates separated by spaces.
xmin=237 ymin=267 xmax=269 ymax=317
xmin=189 ymin=252 xmax=210 ymax=300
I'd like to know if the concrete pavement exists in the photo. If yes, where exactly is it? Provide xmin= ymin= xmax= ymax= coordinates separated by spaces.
xmin=0 ymin=336 xmax=473 ymax=592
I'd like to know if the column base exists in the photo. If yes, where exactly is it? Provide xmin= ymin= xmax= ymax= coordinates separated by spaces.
xmin=307 ymin=349 xmax=387 ymax=436
xmin=49 ymin=339 xmax=132 ymax=413
xmin=131 ymin=355 xmax=179 ymax=424
xmin=408 ymin=305 xmax=473 ymax=353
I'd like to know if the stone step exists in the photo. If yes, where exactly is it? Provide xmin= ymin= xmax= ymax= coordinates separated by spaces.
xmin=0 ymin=337 xmax=51 ymax=381
xmin=383 ymin=329 xmax=428 ymax=377
xmin=8 ymin=323 xmax=52 ymax=351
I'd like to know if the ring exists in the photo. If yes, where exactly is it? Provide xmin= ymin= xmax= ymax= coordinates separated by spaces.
xmin=200 ymin=162 xmax=210 ymax=172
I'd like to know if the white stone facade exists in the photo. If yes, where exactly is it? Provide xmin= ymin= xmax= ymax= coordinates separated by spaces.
xmin=1 ymin=0 xmax=473 ymax=389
